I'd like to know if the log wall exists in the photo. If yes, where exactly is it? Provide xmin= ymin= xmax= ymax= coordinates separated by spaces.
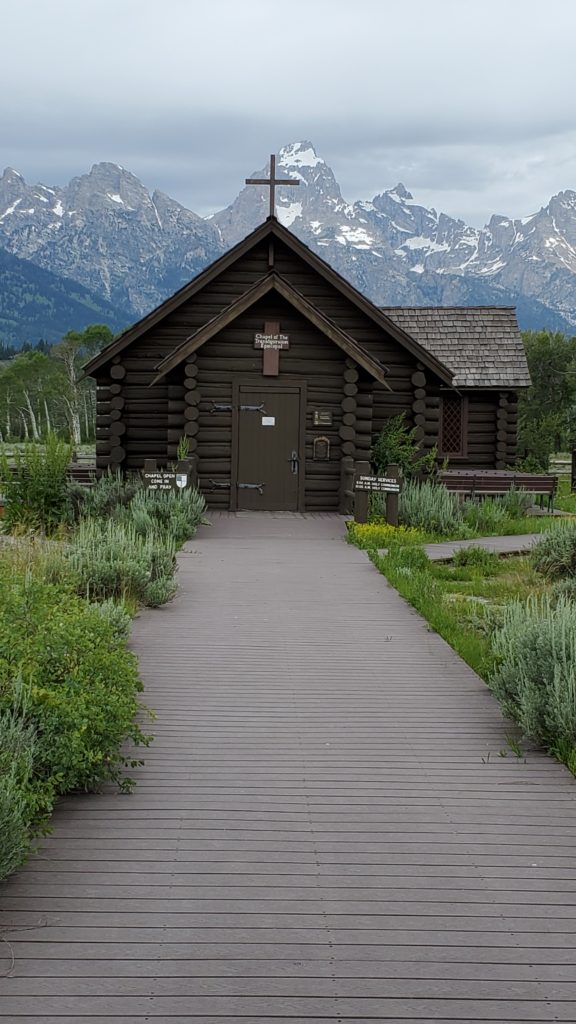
xmin=423 ymin=388 xmax=501 ymax=469
xmin=93 ymin=233 xmax=519 ymax=498
xmin=195 ymin=295 xmax=347 ymax=510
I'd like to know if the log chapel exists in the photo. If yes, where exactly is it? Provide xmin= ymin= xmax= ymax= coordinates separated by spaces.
xmin=85 ymin=205 xmax=531 ymax=512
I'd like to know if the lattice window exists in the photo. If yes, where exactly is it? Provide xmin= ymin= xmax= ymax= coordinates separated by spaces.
xmin=440 ymin=396 xmax=467 ymax=457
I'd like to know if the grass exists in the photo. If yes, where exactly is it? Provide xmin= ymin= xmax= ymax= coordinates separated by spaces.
xmin=555 ymin=477 xmax=576 ymax=514
xmin=370 ymin=546 xmax=540 ymax=679
xmin=478 ymin=513 xmax=561 ymax=536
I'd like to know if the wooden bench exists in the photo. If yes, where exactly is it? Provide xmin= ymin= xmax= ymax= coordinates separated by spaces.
xmin=437 ymin=469 xmax=557 ymax=511
xmin=67 ymin=464 xmax=99 ymax=487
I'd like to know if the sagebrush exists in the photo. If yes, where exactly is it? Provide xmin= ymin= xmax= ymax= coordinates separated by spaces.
xmin=531 ymin=521 xmax=576 ymax=580
xmin=399 ymin=479 xmax=463 ymax=535
xmin=490 ymin=595 xmax=576 ymax=752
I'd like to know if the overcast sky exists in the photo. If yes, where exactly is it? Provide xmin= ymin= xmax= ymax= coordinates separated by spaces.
xmin=2 ymin=0 xmax=576 ymax=226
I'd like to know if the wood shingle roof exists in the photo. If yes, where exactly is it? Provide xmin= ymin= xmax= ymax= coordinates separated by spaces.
xmin=380 ymin=306 xmax=531 ymax=388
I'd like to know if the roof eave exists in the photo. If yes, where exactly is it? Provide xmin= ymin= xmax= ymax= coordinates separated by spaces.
xmin=82 ymin=218 xmax=278 ymax=378
xmin=83 ymin=217 xmax=454 ymax=386
xmin=267 ymin=221 xmax=454 ymax=385
xmin=151 ymin=272 xmax=392 ymax=389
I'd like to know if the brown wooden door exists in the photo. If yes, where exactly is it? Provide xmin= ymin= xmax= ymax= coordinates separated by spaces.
xmin=235 ymin=386 xmax=303 ymax=511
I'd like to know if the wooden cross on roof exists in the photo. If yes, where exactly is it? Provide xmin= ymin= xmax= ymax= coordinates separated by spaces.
xmin=246 ymin=153 xmax=300 ymax=219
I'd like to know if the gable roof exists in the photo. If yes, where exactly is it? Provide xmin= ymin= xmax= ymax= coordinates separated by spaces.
xmin=83 ymin=218 xmax=453 ymax=385
xmin=380 ymin=307 xmax=531 ymax=388
xmin=151 ymin=272 xmax=391 ymax=388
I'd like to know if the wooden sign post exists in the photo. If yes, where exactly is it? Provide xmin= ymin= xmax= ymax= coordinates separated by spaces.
xmin=354 ymin=461 xmax=402 ymax=525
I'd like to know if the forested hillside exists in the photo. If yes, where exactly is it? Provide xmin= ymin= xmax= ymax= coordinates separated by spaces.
xmin=0 ymin=249 xmax=129 ymax=347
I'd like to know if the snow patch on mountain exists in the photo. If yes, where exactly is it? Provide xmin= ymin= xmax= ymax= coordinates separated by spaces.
xmin=402 ymin=236 xmax=450 ymax=253
xmin=279 ymin=142 xmax=323 ymax=168
xmin=337 ymin=225 xmax=374 ymax=248
xmin=0 ymin=198 xmax=22 ymax=220
xmin=277 ymin=201 xmax=302 ymax=227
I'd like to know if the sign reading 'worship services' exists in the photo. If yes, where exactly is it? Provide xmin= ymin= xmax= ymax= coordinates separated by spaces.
xmin=354 ymin=475 xmax=400 ymax=493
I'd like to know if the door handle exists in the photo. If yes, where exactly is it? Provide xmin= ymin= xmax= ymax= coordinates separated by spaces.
xmin=289 ymin=450 xmax=300 ymax=474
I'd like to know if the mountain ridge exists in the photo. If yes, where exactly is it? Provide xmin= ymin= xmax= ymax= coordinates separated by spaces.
xmin=1 ymin=143 xmax=575 ymax=347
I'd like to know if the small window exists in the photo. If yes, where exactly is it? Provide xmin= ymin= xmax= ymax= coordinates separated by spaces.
xmin=439 ymin=395 xmax=467 ymax=457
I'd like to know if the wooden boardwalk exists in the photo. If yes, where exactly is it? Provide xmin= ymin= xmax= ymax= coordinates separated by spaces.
xmin=422 ymin=533 xmax=543 ymax=562
xmin=1 ymin=511 xmax=576 ymax=1022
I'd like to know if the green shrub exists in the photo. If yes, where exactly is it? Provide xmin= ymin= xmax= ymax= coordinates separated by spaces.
xmin=462 ymin=497 xmax=509 ymax=534
xmin=125 ymin=487 xmax=206 ymax=546
xmin=551 ymin=577 xmax=576 ymax=604
xmin=0 ymin=434 xmax=73 ymax=534
xmin=452 ymin=546 xmax=500 ymax=572
xmin=347 ymin=521 xmax=429 ymax=549
xmin=0 ymin=770 xmax=33 ymax=881
xmin=0 ymin=565 xmax=149 ymax=878
xmin=68 ymin=469 xmax=143 ymax=521
xmin=379 ymin=543 xmax=431 ymax=575
xmin=0 ymin=707 xmax=36 ymax=880
xmin=144 ymin=576 xmax=179 ymax=607
xmin=490 ymin=595 xmax=576 ymax=748
xmin=531 ymin=521 xmax=576 ymax=580
xmin=497 ymin=488 xmax=534 ymax=519
xmin=372 ymin=413 xmax=436 ymax=478
xmin=399 ymin=479 xmax=464 ymax=535
xmin=0 ymin=572 xmax=147 ymax=789
xmin=90 ymin=597 xmax=132 ymax=640
xmin=67 ymin=518 xmax=178 ymax=606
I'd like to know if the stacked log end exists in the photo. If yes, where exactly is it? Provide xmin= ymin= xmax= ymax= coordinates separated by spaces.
xmin=166 ymin=359 xmax=192 ymax=459
xmin=107 ymin=361 xmax=126 ymax=469
xmin=411 ymin=366 xmax=428 ymax=448
xmin=339 ymin=359 xmax=358 ymax=512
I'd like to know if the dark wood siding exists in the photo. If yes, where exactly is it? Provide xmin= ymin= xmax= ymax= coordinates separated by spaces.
xmin=424 ymin=389 xmax=500 ymax=469
xmin=195 ymin=296 xmax=346 ymax=510
xmin=93 ymin=230 xmax=519 ymax=497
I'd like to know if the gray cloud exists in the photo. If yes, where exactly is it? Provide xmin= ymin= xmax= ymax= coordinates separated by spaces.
xmin=2 ymin=0 xmax=576 ymax=227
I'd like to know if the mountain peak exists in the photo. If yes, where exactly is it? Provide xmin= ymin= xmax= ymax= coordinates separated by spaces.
xmin=89 ymin=161 xmax=128 ymax=175
xmin=2 ymin=167 xmax=25 ymax=183
xmin=85 ymin=161 xmax=142 ymax=188
xmin=549 ymin=189 xmax=576 ymax=210
xmin=386 ymin=183 xmax=413 ymax=202
xmin=279 ymin=141 xmax=323 ymax=169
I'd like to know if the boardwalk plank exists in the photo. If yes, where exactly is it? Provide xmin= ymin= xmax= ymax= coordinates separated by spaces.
xmin=4 ymin=994 xmax=576 ymax=1019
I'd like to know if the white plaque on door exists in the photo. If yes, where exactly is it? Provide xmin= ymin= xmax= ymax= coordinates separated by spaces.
xmin=262 ymin=416 xmax=275 ymax=426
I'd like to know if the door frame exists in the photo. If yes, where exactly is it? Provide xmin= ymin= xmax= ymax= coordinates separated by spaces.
xmin=230 ymin=379 xmax=307 ymax=512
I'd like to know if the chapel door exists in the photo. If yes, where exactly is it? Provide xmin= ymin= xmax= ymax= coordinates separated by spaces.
xmin=235 ymin=386 xmax=303 ymax=511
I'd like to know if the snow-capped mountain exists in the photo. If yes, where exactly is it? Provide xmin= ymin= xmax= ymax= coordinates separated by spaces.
xmin=214 ymin=142 xmax=576 ymax=327
xmin=1 ymin=142 xmax=575 ymax=344
xmin=0 ymin=163 xmax=223 ymax=317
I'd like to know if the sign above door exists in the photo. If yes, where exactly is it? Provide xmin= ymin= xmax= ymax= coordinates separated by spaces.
xmin=254 ymin=320 xmax=289 ymax=376
xmin=254 ymin=333 xmax=289 ymax=350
